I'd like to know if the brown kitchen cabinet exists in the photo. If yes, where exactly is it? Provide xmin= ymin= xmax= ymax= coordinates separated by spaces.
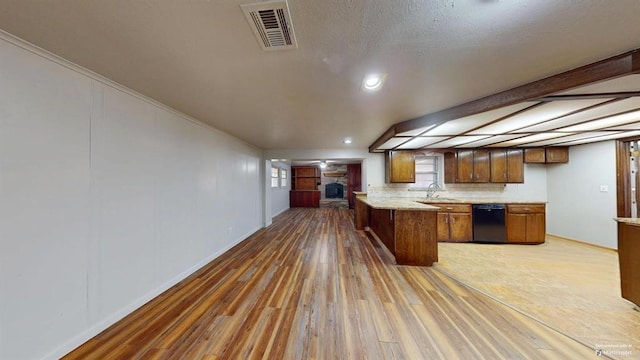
xmin=616 ymin=220 xmax=640 ymax=307
xmin=524 ymin=147 xmax=569 ymax=164
xmin=490 ymin=149 xmax=524 ymax=183
xmin=453 ymin=149 xmax=489 ymax=183
xmin=506 ymin=204 xmax=545 ymax=244
xmin=358 ymin=198 xmax=438 ymax=266
xmin=444 ymin=152 xmax=457 ymax=183
xmin=545 ymin=147 xmax=569 ymax=163
xmin=432 ymin=203 xmax=472 ymax=242
xmin=290 ymin=166 xmax=321 ymax=207
xmin=386 ymin=150 xmax=415 ymax=183
xmin=446 ymin=148 xmax=523 ymax=184
xmin=289 ymin=190 xmax=320 ymax=207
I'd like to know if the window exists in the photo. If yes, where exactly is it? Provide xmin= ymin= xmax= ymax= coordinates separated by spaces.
xmin=413 ymin=154 xmax=439 ymax=188
xmin=280 ymin=169 xmax=288 ymax=187
xmin=271 ymin=167 xmax=279 ymax=188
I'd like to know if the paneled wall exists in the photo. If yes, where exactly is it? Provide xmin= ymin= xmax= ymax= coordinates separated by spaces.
xmin=0 ymin=34 xmax=262 ymax=359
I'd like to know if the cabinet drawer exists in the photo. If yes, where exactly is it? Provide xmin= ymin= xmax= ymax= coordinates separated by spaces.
xmin=507 ymin=204 xmax=545 ymax=214
xmin=431 ymin=203 xmax=472 ymax=213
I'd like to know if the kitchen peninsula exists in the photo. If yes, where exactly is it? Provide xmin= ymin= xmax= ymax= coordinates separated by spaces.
xmin=614 ymin=218 xmax=640 ymax=307
xmin=355 ymin=195 xmax=439 ymax=266
xmin=355 ymin=193 xmax=548 ymax=266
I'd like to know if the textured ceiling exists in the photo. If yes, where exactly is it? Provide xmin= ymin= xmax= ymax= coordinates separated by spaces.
xmin=1 ymin=0 xmax=640 ymax=150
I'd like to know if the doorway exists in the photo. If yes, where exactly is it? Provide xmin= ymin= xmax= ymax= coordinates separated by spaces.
xmin=616 ymin=138 xmax=640 ymax=218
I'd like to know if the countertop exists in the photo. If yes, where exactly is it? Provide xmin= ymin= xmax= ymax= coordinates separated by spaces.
xmin=353 ymin=193 xmax=544 ymax=205
xmin=614 ymin=218 xmax=640 ymax=227
xmin=357 ymin=197 xmax=439 ymax=211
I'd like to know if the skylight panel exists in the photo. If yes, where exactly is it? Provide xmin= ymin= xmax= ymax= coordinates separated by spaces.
xmin=516 ymin=97 xmax=640 ymax=132
xmin=468 ymin=99 xmax=609 ymax=135
xmin=559 ymin=109 xmax=640 ymax=132
xmin=424 ymin=135 xmax=490 ymax=148
xmin=423 ymin=102 xmax=538 ymax=136
xmin=524 ymin=132 xmax=617 ymax=147
xmin=377 ymin=137 xmax=410 ymax=150
xmin=488 ymin=133 xmax=572 ymax=147
xmin=455 ymin=134 xmax=528 ymax=148
xmin=396 ymin=137 xmax=448 ymax=149
xmin=558 ymin=131 xmax=640 ymax=146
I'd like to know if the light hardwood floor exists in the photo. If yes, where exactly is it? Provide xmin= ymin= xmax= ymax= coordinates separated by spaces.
xmin=436 ymin=236 xmax=640 ymax=359
xmin=64 ymin=208 xmax=598 ymax=359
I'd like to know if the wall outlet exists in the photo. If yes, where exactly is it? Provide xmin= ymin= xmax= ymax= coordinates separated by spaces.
xmin=599 ymin=185 xmax=609 ymax=193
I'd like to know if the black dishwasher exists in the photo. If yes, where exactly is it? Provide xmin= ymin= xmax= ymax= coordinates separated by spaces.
xmin=472 ymin=204 xmax=506 ymax=243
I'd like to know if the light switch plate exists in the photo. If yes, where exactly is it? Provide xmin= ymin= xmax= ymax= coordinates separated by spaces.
xmin=600 ymin=185 xmax=609 ymax=193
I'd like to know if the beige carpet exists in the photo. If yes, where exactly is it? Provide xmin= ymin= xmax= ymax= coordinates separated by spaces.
xmin=434 ymin=236 xmax=640 ymax=359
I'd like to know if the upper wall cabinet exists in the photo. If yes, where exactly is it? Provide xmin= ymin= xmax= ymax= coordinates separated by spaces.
xmin=455 ymin=149 xmax=490 ymax=183
xmin=445 ymin=149 xmax=524 ymax=184
xmin=386 ymin=150 xmax=415 ymax=183
xmin=524 ymin=147 xmax=569 ymax=164
xmin=490 ymin=149 xmax=524 ymax=183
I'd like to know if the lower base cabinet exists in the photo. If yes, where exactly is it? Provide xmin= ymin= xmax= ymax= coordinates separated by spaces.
xmin=432 ymin=203 xmax=472 ymax=242
xmin=289 ymin=190 xmax=320 ymax=208
xmin=617 ymin=221 xmax=640 ymax=307
xmin=506 ymin=204 xmax=545 ymax=243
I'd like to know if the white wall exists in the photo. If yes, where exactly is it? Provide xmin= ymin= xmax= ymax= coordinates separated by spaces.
xmin=546 ymin=141 xmax=618 ymax=249
xmin=0 ymin=34 xmax=263 ymax=359
xmin=271 ymin=161 xmax=291 ymax=218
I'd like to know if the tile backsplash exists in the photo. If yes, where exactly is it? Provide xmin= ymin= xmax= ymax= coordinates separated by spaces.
xmin=367 ymin=183 xmax=510 ymax=199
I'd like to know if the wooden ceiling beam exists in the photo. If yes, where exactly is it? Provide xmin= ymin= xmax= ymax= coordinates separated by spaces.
xmin=370 ymin=48 xmax=640 ymax=152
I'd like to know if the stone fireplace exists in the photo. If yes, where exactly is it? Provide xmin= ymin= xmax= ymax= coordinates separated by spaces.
xmin=319 ymin=163 xmax=349 ymax=208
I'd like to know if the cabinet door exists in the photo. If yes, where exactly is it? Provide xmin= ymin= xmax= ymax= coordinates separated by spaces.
xmin=386 ymin=150 xmax=415 ymax=183
xmin=444 ymin=152 xmax=457 ymax=183
xmin=545 ymin=147 xmax=569 ymax=163
xmin=449 ymin=213 xmax=472 ymax=242
xmin=506 ymin=213 xmax=528 ymax=243
xmin=456 ymin=150 xmax=474 ymax=183
xmin=506 ymin=149 xmax=524 ymax=183
xmin=490 ymin=149 xmax=508 ymax=183
xmin=473 ymin=149 xmax=490 ymax=182
xmin=436 ymin=213 xmax=450 ymax=242
xmin=524 ymin=148 xmax=546 ymax=163
xmin=526 ymin=213 xmax=546 ymax=243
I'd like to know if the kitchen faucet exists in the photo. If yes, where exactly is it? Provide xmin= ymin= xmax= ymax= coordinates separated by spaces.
xmin=425 ymin=182 xmax=441 ymax=199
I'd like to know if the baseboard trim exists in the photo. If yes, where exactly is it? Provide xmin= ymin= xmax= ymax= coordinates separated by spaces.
xmin=546 ymin=233 xmax=617 ymax=252
xmin=44 ymin=226 xmax=262 ymax=360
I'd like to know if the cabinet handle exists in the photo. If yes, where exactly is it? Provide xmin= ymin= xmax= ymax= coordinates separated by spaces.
xmin=451 ymin=217 xmax=455 ymax=223
xmin=446 ymin=207 xmax=453 ymax=210
xmin=445 ymin=217 xmax=448 ymax=223
xmin=524 ymin=208 xmax=531 ymax=211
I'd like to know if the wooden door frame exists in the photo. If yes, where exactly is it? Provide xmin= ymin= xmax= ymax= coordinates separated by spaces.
xmin=616 ymin=137 xmax=640 ymax=217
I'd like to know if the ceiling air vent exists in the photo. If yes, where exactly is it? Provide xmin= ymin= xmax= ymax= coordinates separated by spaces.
xmin=241 ymin=0 xmax=298 ymax=51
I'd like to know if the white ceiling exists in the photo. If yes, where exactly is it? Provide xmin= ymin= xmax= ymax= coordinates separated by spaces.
xmin=2 ymin=0 xmax=640 ymax=150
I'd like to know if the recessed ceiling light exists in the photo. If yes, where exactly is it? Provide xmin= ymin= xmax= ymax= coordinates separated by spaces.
xmin=343 ymin=138 xmax=352 ymax=144
xmin=362 ymin=74 xmax=387 ymax=91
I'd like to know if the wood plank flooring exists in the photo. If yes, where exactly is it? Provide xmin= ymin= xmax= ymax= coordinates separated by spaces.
xmin=436 ymin=236 xmax=640 ymax=359
xmin=64 ymin=208 xmax=597 ymax=359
